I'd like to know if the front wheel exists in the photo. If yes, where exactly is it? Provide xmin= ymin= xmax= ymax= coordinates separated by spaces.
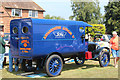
xmin=45 ymin=54 xmax=63 ymax=77
xmin=99 ymin=48 xmax=110 ymax=67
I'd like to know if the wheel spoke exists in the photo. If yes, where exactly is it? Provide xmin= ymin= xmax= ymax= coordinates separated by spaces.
xmin=100 ymin=51 xmax=110 ymax=67
xmin=49 ymin=58 xmax=61 ymax=73
xmin=47 ymin=55 xmax=63 ymax=76
xmin=52 ymin=67 xmax=54 ymax=73
xmin=50 ymin=68 xmax=53 ymax=72
xmin=103 ymin=57 xmax=106 ymax=61
xmin=54 ymin=67 xmax=58 ymax=72
xmin=52 ymin=59 xmax=55 ymax=63
xmin=49 ymin=65 xmax=52 ymax=69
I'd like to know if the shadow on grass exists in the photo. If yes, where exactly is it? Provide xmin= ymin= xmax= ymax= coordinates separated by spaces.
xmin=4 ymin=61 xmax=114 ymax=78
xmin=5 ymin=67 xmax=25 ymax=75
xmin=62 ymin=63 xmax=99 ymax=71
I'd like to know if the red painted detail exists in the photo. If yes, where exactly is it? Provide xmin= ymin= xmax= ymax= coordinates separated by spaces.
xmin=85 ymin=51 xmax=92 ymax=59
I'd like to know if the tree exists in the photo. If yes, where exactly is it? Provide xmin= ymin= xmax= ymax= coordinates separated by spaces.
xmin=87 ymin=24 xmax=106 ymax=37
xmin=44 ymin=14 xmax=65 ymax=20
xmin=69 ymin=0 xmax=103 ymax=24
xmin=70 ymin=0 xmax=105 ymax=36
xmin=104 ymin=1 xmax=120 ymax=34
xmin=44 ymin=14 xmax=51 ymax=19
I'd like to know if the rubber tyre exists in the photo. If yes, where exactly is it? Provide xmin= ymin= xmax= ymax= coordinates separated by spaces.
xmin=74 ymin=57 xmax=85 ymax=65
xmin=45 ymin=54 xmax=63 ymax=77
xmin=98 ymin=49 xmax=110 ymax=67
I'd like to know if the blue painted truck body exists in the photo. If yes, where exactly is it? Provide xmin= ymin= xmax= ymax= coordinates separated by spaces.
xmin=10 ymin=18 xmax=110 ymax=76
xmin=10 ymin=18 xmax=92 ymax=59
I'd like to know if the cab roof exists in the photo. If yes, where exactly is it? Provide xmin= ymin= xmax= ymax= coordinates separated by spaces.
xmin=11 ymin=18 xmax=92 ymax=27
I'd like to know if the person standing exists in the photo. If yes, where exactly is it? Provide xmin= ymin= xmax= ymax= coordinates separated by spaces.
xmin=110 ymin=31 xmax=120 ymax=68
xmin=7 ymin=35 xmax=13 ymax=72
xmin=0 ymin=32 xmax=5 ymax=69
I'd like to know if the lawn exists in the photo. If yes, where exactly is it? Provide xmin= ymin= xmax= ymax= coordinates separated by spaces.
xmin=1 ymin=58 xmax=119 ymax=78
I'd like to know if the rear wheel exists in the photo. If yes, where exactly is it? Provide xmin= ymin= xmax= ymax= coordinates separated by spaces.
xmin=74 ymin=57 xmax=85 ymax=65
xmin=45 ymin=54 xmax=63 ymax=77
xmin=99 ymin=48 xmax=110 ymax=67
xmin=21 ymin=59 xmax=33 ymax=72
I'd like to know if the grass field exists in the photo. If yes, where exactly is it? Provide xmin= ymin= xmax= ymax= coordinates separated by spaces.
xmin=0 ymin=58 xmax=119 ymax=78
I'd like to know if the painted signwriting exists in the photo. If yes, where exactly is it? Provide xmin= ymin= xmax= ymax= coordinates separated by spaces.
xmin=21 ymin=40 xmax=29 ymax=44
xmin=43 ymin=26 xmax=75 ymax=39
xmin=21 ymin=37 xmax=29 ymax=39
xmin=20 ymin=48 xmax=31 ymax=50
xmin=20 ymin=40 xmax=31 ymax=53
xmin=43 ymin=26 xmax=61 ymax=39
xmin=53 ymin=31 xmax=67 ymax=38
xmin=62 ymin=27 xmax=72 ymax=35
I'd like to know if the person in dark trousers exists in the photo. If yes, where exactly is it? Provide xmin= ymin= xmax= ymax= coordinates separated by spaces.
xmin=0 ymin=32 xmax=5 ymax=69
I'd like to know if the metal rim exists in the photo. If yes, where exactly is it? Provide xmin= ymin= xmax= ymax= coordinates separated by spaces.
xmin=100 ymin=51 xmax=109 ymax=67
xmin=49 ymin=58 xmax=62 ymax=76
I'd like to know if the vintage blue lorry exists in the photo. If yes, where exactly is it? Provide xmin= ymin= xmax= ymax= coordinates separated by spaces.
xmin=10 ymin=18 xmax=110 ymax=77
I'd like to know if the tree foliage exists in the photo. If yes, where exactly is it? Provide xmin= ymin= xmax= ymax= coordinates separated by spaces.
xmin=104 ymin=1 xmax=120 ymax=34
xmin=86 ymin=24 xmax=106 ymax=37
xmin=69 ymin=0 xmax=103 ymax=24
xmin=45 ymin=14 xmax=65 ymax=20
xmin=70 ymin=0 xmax=105 ymax=36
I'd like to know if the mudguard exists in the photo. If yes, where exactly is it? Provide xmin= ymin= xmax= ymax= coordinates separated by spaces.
xmin=93 ymin=47 xmax=110 ymax=58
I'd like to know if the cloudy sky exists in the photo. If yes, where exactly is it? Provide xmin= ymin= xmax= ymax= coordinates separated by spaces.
xmin=33 ymin=0 xmax=109 ymax=20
